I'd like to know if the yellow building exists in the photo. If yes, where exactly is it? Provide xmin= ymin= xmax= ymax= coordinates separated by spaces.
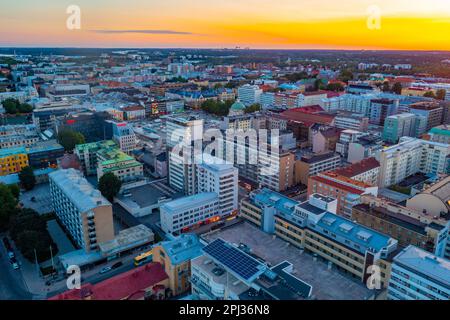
xmin=152 ymin=234 xmax=203 ymax=296
xmin=0 ymin=146 xmax=29 ymax=176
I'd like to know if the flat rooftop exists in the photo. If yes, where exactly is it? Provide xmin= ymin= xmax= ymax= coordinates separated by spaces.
xmin=117 ymin=182 xmax=183 ymax=208
xmin=202 ymin=222 xmax=374 ymax=300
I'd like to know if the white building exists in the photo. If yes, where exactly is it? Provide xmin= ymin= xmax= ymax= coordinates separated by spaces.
xmin=166 ymin=117 xmax=204 ymax=195
xmin=388 ymin=245 xmax=450 ymax=300
xmin=378 ymin=137 xmax=450 ymax=188
xmin=197 ymin=156 xmax=238 ymax=217
xmin=49 ymin=169 xmax=114 ymax=252
xmin=237 ymin=84 xmax=263 ymax=106
xmin=160 ymin=192 xmax=219 ymax=234
xmin=112 ymin=122 xmax=137 ymax=154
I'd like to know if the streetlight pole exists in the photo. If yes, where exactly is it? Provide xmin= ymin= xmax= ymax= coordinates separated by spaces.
xmin=34 ymin=248 xmax=40 ymax=278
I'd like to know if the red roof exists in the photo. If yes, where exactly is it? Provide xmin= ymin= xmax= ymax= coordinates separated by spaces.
xmin=309 ymin=175 xmax=366 ymax=195
xmin=122 ymin=105 xmax=145 ymax=112
xmin=49 ymin=263 xmax=168 ymax=300
xmin=333 ymin=157 xmax=380 ymax=178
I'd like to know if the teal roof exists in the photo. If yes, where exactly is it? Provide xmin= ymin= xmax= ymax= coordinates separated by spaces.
xmin=0 ymin=146 xmax=27 ymax=157
xmin=230 ymin=100 xmax=246 ymax=111
xmin=160 ymin=234 xmax=203 ymax=265
xmin=429 ymin=127 xmax=450 ymax=137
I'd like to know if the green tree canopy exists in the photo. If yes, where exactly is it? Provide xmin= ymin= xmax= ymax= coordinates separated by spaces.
xmin=201 ymin=99 xmax=233 ymax=116
xmin=8 ymin=184 xmax=20 ymax=199
xmin=0 ymin=184 xmax=19 ymax=231
xmin=244 ymin=103 xmax=261 ymax=114
xmin=57 ymin=129 xmax=85 ymax=152
xmin=436 ymin=89 xmax=446 ymax=100
xmin=382 ymin=82 xmax=391 ymax=92
xmin=338 ymin=70 xmax=354 ymax=83
xmin=326 ymin=83 xmax=345 ymax=92
xmin=391 ymin=82 xmax=403 ymax=95
xmin=98 ymin=172 xmax=122 ymax=202
xmin=423 ymin=91 xmax=436 ymax=98
xmin=19 ymin=166 xmax=36 ymax=191
xmin=1 ymin=98 xmax=33 ymax=114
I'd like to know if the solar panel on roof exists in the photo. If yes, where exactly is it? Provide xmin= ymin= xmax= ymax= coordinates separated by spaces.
xmin=203 ymin=239 xmax=264 ymax=281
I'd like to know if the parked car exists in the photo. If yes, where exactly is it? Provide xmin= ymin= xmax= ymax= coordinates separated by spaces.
xmin=10 ymin=258 xmax=19 ymax=270
xmin=99 ymin=266 xmax=112 ymax=274
xmin=8 ymin=251 xmax=15 ymax=259
xmin=111 ymin=261 xmax=123 ymax=269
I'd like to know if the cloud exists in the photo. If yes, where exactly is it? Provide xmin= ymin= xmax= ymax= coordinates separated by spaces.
xmin=89 ymin=29 xmax=194 ymax=35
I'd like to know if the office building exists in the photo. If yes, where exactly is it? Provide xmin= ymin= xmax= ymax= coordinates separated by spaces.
xmin=49 ymin=169 xmax=115 ymax=252
xmin=112 ymin=122 xmax=137 ymax=154
xmin=191 ymin=238 xmax=313 ymax=300
xmin=387 ymin=246 xmax=450 ymax=300
xmin=197 ymin=156 xmax=238 ymax=216
xmin=27 ymin=140 xmax=64 ymax=169
xmin=240 ymin=189 xmax=397 ymax=286
xmin=160 ymin=192 xmax=219 ymax=234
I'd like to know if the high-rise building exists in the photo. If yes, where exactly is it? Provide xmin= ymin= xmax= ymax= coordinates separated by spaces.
xmin=377 ymin=137 xmax=450 ymax=188
xmin=166 ymin=117 xmax=203 ymax=195
xmin=369 ymin=98 xmax=399 ymax=126
xmin=237 ymin=84 xmax=263 ymax=106
xmin=382 ymin=113 xmax=426 ymax=143
xmin=409 ymin=102 xmax=444 ymax=131
xmin=49 ymin=169 xmax=114 ymax=252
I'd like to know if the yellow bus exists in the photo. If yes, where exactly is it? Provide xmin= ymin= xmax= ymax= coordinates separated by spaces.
xmin=134 ymin=250 xmax=153 ymax=267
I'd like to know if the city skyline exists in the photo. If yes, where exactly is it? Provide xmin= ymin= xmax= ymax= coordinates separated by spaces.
xmin=1 ymin=0 xmax=450 ymax=50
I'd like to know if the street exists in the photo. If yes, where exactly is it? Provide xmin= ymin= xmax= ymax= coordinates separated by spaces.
xmin=0 ymin=235 xmax=33 ymax=300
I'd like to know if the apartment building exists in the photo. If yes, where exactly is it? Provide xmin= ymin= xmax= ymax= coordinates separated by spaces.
xmin=334 ymin=112 xmax=369 ymax=131
xmin=428 ymin=125 xmax=450 ymax=144
xmin=377 ymin=137 xmax=450 ymax=188
xmin=382 ymin=113 xmax=427 ymax=143
xmin=237 ymin=84 xmax=263 ymax=106
xmin=369 ymin=98 xmax=399 ymax=126
xmin=308 ymin=172 xmax=378 ymax=217
xmin=409 ymin=102 xmax=444 ymax=131
xmin=333 ymin=157 xmax=380 ymax=186
xmin=387 ymin=246 xmax=450 ymax=300
xmin=335 ymin=129 xmax=367 ymax=159
xmin=240 ymin=189 xmax=398 ymax=287
xmin=296 ymin=151 xmax=341 ymax=185
xmin=347 ymin=135 xmax=384 ymax=164
xmin=49 ymin=169 xmax=114 ymax=252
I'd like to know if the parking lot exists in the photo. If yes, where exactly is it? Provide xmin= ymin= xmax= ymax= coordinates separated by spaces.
xmin=20 ymin=183 xmax=52 ymax=214
xmin=203 ymin=222 xmax=375 ymax=300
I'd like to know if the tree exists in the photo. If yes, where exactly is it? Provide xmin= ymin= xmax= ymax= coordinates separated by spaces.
xmin=98 ymin=172 xmax=122 ymax=202
xmin=338 ymin=70 xmax=354 ymax=83
xmin=58 ymin=129 xmax=85 ymax=152
xmin=8 ymin=184 xmax=20 ymax=199
xmin=326 ymin=83 xmax=345 ymax=92
xmin=382 ymin=82 xmax=391 ymax=92
xmin=0 ymin=184 xmax=18 ymax=231
xmin=423 ymin=91 xmax=436 ymax=99
xmin=244 ymin=103 xmax=261 ymax=114
xmin=17 ymin=103 xmax=33 ymax=113
xmin=436 ymin=89 xmax=446 ymax=100
xmin=2 ymin=98 xmax=19 ymax=114
xmin=391 ymin=82 xmax=403 ymax=95
xmin=19 ymin=166 xmax=36 ymax=191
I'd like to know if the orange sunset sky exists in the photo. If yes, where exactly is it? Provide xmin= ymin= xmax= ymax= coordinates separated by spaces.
xmin=1 ymin=0 xmax=450 ymax=50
